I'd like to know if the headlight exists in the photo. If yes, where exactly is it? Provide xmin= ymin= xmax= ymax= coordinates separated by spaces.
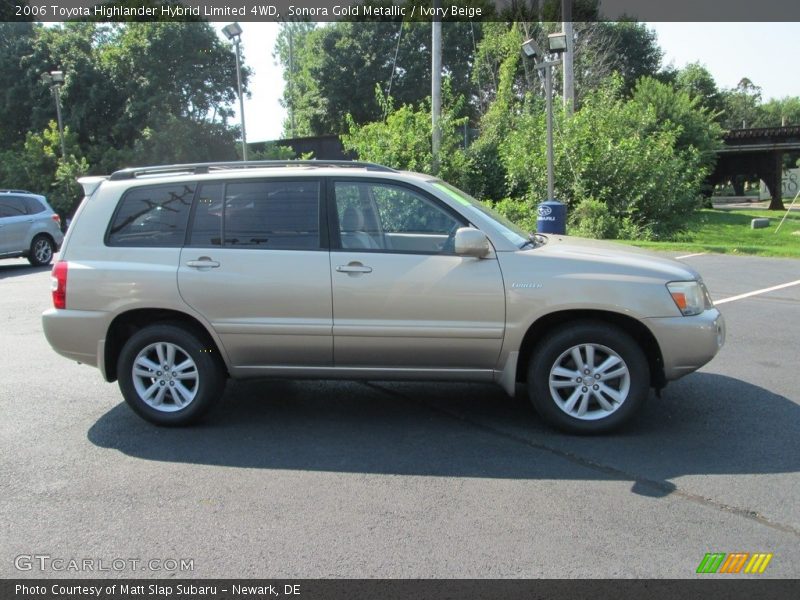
xmin=667 ymin=280 xmax=711 ymax=316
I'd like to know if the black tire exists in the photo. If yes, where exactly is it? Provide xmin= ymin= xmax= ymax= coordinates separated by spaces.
xmin=28 ymin=234 xmax=54 ymax=266
xmin=527 ymin=321 xmax=649 ymax=434
xmin=117 ymin=323 xmax=226 ymax=426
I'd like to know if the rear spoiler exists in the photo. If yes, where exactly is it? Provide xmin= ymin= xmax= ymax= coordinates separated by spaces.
xmin=77 ymin=176 xmax=108 ymax=197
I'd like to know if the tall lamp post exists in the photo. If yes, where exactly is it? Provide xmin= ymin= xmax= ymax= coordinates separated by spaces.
xmin=521 ymin=34 xmax=567 ymax=202
xmin=41 ymin=70 xmax=67 ymax=160
xmin=223 ymin=22 xmax=248 ymax=161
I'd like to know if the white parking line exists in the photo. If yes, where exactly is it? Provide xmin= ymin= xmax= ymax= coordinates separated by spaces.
xmin=675 ymin=252 xmax=707 ymax=260
xmin=715 ymin=280 xmax=800 ymax=304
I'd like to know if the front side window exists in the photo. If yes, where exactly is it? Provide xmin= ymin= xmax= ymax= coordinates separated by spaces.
xmin=0 ymin=197 xmax=26 ymax=218
xmin=334 ymin=182 xmax=462 ymax=253
xmin=189 ymin=180 xmax=320 ymax=250
xmin=107 ymin=184 xmax=195 ymax=247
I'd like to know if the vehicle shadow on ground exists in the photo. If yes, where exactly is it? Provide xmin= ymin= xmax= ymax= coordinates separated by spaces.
xmin=0 ymin=263 xmax=50 ymax=280
xmin=87 ymin=372 xmax=800 ymax=495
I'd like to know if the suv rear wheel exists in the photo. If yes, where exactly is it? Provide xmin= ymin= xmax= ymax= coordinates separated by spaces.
xmin=527 ymin=321 xmax=649 ymax=434
xmin=28 ymin=234 xmax=54 ymax=266
xmin=117 ymin=324 xmax=226 ymax=426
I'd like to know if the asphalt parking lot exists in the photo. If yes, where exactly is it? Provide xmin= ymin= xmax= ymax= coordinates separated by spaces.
xmin=1 ymin=253 xmax=798 ymax=579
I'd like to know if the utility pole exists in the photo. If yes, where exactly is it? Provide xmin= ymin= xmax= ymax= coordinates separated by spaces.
xmin=289 ymin=27 xmax=296 ymax=138
xmin=562 ymin=0 xmax=574 ymax=112
xmin=431 ymin=0 xmax=442 ymax=174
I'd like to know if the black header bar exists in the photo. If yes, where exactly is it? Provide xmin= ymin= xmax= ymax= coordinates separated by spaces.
xmin=5 ymin=0 xmax=800 ymax=23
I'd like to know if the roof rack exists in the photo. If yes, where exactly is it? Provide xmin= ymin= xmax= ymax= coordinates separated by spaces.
xmin=109 ymin=160 xmax=397 ymax=181
xmin=0 ymin=189 xmax=35 ymax=194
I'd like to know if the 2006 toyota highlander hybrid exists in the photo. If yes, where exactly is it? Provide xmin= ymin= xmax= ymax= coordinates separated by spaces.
xmin=42 ymin=161 xmax=725 ymax=433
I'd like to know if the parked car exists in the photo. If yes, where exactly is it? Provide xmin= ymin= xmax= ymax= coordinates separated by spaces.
xmin=42 ymin=161 xmax=725 ymax=433
xmin=0 ymin=190 xmax=64 ymax=266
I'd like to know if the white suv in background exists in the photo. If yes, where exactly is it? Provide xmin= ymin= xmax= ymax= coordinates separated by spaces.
xmin=42 ymin=161 xmax=725 ymax=433
xmin=0 ymin=190 xmax=64 ymax=266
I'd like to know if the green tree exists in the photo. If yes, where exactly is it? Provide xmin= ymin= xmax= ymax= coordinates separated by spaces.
xmin=754 ymin=97 xmax=800 ymax=127
xmin=341 ymin=84 xmax=469 ymax=186
xmin=674 ymin=62 xmax=725 ymax=117
xmin=0 ymin=121 xmax=88 ymax=216
xmin=721 ymin=78 xmax=762 ymax=129
xmin=631 ymin=76 xmax=723 ymax=172
xmin=275 ymin=15 xmax=485 ymax=136
xmin=0 ymin=22 xmax=38 ymax=146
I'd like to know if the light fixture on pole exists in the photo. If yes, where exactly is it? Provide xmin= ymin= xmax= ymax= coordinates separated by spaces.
xmin=223 ymin=22 xmax=248 ymax=161
xmin=41 ymin=70 xmax=67 ymax=160
xmin=522 ymin=34 xmax=567 ymax=234
xmin=521 ymin=36 xmax=565 ymax=202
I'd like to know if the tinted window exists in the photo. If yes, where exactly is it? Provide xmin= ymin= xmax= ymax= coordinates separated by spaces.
xmin=190 ymin=180 xmax=320 ymax=250
xmin=189 ymin=183 xmax=223 ymax=246
xmin=23 ymin=197 xmax=46 ymax=215
xmin=334 ymin=182 xmax=461 ymax=253
xmin=0 ymin=197 xmax=26 ymax=218
xmin=107 ymin=184 xmax=195 ymax=247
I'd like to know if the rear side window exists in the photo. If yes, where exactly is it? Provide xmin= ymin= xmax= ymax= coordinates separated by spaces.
xmin=0 ymin=196 xmax=26 ymax=218
xmin=107 ymin=184 xmax=195 ymax=247
xmin=189 ymin=180 xmax=320 ymax=250
xmin=23 ymin=197 xmax=46 ymax=214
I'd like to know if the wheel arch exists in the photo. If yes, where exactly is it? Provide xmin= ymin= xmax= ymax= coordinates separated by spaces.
xmin=516 ymin=309 xmax=665 ymax=389
xmin=103 ymin=308 xmax=228 ymax=382
xmin=26 ymin=231 xmax=56 ymax=253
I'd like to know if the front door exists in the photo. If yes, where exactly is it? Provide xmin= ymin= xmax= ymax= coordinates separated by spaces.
xmin=0 ymin=196 xmax=31 ymax=254
xmin=178 ymin=179 xmax=332 ymax=368
xmin=329 ymin=180 xmax=506 ymax=370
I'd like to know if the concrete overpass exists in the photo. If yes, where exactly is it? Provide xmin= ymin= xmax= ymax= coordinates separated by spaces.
xmin=710 ymin=126 xmax=800 ymax=210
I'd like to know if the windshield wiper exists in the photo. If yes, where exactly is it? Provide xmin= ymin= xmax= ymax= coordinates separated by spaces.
xmin=520 ymin=233 xmax=547 ymax=249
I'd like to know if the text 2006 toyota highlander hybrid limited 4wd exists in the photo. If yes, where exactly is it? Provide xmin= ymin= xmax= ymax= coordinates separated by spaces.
xmin=42 ymin=161 xmax=725 ymax=433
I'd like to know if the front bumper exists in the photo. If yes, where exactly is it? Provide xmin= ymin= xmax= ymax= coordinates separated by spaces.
xmin=645 ymin=308 xmax=725 ymax=381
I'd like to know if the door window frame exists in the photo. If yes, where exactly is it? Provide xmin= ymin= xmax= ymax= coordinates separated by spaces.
xmin=184 ymin=177 xmax=330 ymax=251
xmin=325 ymin=177 xmax=468 ymax=255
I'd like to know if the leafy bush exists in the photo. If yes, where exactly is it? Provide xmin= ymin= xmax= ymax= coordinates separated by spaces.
xmin=568 ymin=198 xmax=619 ymax=239
xmin=488 ymin=197 xmax=538 ymax=232
xmin=500 ymin=77 xmax=711 ymax=240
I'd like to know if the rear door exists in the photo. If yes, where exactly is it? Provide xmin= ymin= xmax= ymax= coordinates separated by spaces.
xmin=177 ymin=179 xmax=333 ymax=368
xmin=329 ymin=179 xmax=506 ymax=370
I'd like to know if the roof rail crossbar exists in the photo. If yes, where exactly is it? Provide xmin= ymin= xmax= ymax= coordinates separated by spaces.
xmin=0 ymin=189 xmax=35 ymax=194
xmin=109 ymin=160 xmax=397 ymax=181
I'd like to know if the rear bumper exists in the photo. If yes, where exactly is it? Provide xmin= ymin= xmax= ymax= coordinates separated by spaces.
xmin=42 ymin=308 xmax=109 ymax=372
xmin=645 ymin=309 xmax=725 ymax=381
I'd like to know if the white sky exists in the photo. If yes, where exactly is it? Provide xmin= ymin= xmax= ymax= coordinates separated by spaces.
xmin=212 ymin=22 xmax=800 ymax=143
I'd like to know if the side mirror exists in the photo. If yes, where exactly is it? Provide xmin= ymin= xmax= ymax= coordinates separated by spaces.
xmin=454 ymin=227 xmax=491 ymax=258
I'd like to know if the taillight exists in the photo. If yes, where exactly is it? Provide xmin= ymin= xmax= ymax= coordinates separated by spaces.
xmin=51 ymin=261 xmax=68 ymax=309
xmin=51 ymin=213 xmax=61 ymax=226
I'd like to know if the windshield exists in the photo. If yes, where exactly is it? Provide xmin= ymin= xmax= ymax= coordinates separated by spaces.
xmin=431 ymin=181 xmax=530 ymax=247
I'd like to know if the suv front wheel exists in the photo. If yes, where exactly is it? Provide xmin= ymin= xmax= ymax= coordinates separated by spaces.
xmin=527 ymin=321 xmax=649 ymax=434
xmin=117 ymin=324 xmax=226 ymax=426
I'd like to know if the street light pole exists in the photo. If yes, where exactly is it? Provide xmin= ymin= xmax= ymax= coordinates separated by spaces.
xmin=233 ymin=38 xmax=248 ymax=161
xmin=431 ymin=0 xmax=442 ymax=174
xmin=522 ymin=33 xmax=567 ymax=207
xmin=42 ymin=70 xmax=67 ymax=160
xmin=562 ymin=0 xmax=574 ymax=112
xmin=223 ymin=22 xmax=248 ymax=161
xmin=545 ymin=63 xmax=555 ymax=200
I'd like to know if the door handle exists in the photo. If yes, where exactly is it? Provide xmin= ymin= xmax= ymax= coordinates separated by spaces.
xmin=336 ymin=263 xmax=372 ymax=274
xmin=186 ymin=257 xmax=220 ymax=269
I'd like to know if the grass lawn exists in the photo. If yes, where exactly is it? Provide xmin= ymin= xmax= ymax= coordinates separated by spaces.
xmin=623 ymin=208 xmax=800 ymax=258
